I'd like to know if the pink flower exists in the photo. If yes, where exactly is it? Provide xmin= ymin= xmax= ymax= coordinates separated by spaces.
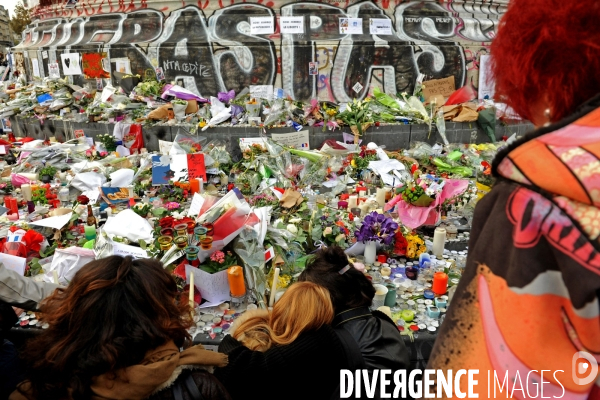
xmin=165 ymin=202 xmax=180 ymax=210
xmin=100 ymin=151 xmax=108 ymax=157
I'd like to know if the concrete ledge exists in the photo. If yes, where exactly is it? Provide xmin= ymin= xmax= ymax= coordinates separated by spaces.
xmin=10 ymin=116 xmax=534 ymax=161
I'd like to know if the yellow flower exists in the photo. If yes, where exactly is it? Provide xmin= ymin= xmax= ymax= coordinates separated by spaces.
xmin=198 ymin=121 xmax=207 ymax=128
xmin=351 ymin=159 xmax=357 ymax=168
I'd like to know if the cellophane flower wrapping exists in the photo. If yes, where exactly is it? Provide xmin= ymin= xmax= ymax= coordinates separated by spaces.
xmin=169 ymin=130 xmax=207 ymax=155
xmin=386 ymin=179 xmax=470 ymax=229
xmin=233 ymin=226 xmax=268 ymax=308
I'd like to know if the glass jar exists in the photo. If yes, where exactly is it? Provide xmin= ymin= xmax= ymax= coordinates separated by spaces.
xmin=174 ymin=235 xmax=187 ymax=249
xmin=158 ymin=235 xmax=173 ymax=251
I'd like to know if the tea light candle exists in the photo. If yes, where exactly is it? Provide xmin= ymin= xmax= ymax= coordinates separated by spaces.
xmin=348 ymin=195 xmax=358 ymax=210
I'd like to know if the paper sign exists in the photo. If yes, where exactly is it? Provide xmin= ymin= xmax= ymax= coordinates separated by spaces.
xmin=81 ymin=189 xmax=100 ymax=205
xmin=309 ymin=62 xmax=318 ymax=76
xmin=186 ymin=265 xmax=230 ymax=304
xmin=478 ymin=54 xmax=495 ymax=100
xmin=30 ymin=212 xmax=73 ymax=230
xmin=339 ymin=18 xmax=363 ymax=34
xmin=60 ymin=53 xmax=82 ymax=75
xmin=31 ymin=58 xmax=40 ymax=77
xmin=158 ymin=140 xmax=173 ymax=155
xmin=249 ymin=85 xmax=273 ymax=100
xmin=422 ymin=76 xmax=456 ymax=101
xmin=271 ymin=130 xmax=310 ymax=149
xmin=187 ymin=193 xmax=205 ymax=217
xmin=0 ymin=146 xmax=6 ymax=155
xmin=112 ymin=242 xmax=148 ymax=259
xmin=250 ymin=16 xmax=275 ymax=35
xmin=42 ymin=50 xmax=48 ymax=59
xmin=370 ymin=18 xmax=392 ymax=35
xmin=280 ymin=16 xmax=304 ymax=33
xmin=74 ymin=129 xmax=84 ymax=138
xmin=239 ymin=137 xmax=267 ymax=151
xmin=186 ymin=153 xmax=207 ymax=182
xmin=0 ymin=253 xmax=27 ymax=275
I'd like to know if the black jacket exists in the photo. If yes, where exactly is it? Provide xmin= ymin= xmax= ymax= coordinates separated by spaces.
xmin=334 ymin=307 xmax=410 ymax=371
xmin=215 ymin=325 xmax=348 ymax=400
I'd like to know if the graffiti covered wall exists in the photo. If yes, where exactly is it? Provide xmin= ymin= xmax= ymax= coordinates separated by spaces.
xmin=14 ymin=0 xmax=504 ymax=102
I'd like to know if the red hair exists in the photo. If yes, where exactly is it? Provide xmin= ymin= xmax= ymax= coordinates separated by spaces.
xmin=491 ymin=0 xmax=600 ymax=123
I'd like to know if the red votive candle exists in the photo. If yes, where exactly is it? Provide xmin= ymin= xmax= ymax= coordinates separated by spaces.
xmin=338 ymin=201 xmax=348 ymax=209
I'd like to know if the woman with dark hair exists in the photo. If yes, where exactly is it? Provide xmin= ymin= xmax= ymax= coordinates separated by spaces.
xmin=427 ymin=0 xmax=600 ymax=397
xmin=10 ymin=256 xmax=230 ymax=400
xmin=298 ymin=246 xmax=410 ymax=373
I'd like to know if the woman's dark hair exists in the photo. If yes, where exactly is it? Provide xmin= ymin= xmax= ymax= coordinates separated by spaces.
xmin=298 ymin=246 xmax=375 ymax=313
xmin=18 ymin=256 xmax=193 ymax=400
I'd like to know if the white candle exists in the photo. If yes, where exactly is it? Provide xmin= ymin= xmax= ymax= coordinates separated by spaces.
xmin=376 ymin=188 xmax=386 ymax=207
xmin=189 ymin=271 xmax=195 ymax=308
xmin=52 ymin=270 xmax=59 ymax=285
xmin=198 ymin=178 xmax=203 ymax=194
xmin=348 ymin=195 xmax=358 ymax=210
xmin=432 ymin=227 xmax=446 ymax=257
xmin=269 ymin=267 xmax=280 ymax=307
xmin=21 ymin=184 xmax=32 ymax=201
xmin=18 ymin=173 xmax=38 ymax=181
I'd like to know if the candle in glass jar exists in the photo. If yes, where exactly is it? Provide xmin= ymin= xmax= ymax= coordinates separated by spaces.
xmin=227 ymin=266 xmax=246 ymax=297
xmin=432 ymin=271 xmax=448 ymax=295
xmin=338 ymin=201 xmax=348 ymax=209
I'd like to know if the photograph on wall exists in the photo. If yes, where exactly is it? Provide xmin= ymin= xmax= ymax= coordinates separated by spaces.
xmin=48 ymin=62 xmax=60 ymax=78
xmin=65 ymin=0 xmax=77 ymax=8
xmin=2 ymin=118 xmax=12 ymax=133
xmin=14 ymin=53 xmax=26 ymax=77
xmin=308 ymin=62 xmax=318 ymax=76
xmin=82 ymin=52 xmax=110 ymax=79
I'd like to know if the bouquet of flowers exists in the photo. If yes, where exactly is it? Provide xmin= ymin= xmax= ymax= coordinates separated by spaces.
xmin=132 ymin=202 xmax=152 ymax=217
xmin=96 ymin=133 xmax=117 ymax=152
xmin=354 ymin=211 xmax=398 ymax=245
xmin=400 ymin=175 xmax=444 ymax=207
xmin=311 ymin=211 xmax=351 ymax=248
xmin=199 ymin=250 xmax=238 ymax=273
xmin=336 ymin=99 xmax=374 ymax=143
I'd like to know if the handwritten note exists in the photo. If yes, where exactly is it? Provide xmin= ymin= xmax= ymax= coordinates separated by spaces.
xmin=158 ymin=140 xmax=173 ymax=155
xmin=369 ymin=18 xmax=392 ymax=35
xmin=186 ymin=265 xmax=230 ymax=304
xmin=187 ymin=153 xmax=207 ymax=182
xmin=112 ymin=242 xmax=148 ymax=259
xmin=478 ymin=54 xmax=495 ymax=100
xmin=271 ymin=130 xmax=310 ymax=149
xmin=0 ymin=253 xmax=27 ymax=275
xmin=187 ymin=193 xmax=205 ymax=217
xmin=422 ymin=76 xmax=456 ymax=102
xmin=249 ymin=85 xmax=273 ymax=100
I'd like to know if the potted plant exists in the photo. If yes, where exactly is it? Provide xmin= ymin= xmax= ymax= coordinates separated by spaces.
xmin=39 ymin=165 xmax=57 ymax=184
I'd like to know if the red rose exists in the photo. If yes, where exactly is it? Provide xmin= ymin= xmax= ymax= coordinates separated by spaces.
xmin=159 ymin=216 xmax=175 ymax=228
xmin=77 ymin=195 xmax=90 ymax=205
xmin=394 ymin=231 xmax=408 ymax=256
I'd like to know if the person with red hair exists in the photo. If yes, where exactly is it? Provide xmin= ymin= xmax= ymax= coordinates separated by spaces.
xmin=428 ymin=0 xmax=600 ymax=397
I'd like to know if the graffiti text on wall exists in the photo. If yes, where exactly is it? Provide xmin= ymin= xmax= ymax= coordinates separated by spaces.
xmin=17 ymin=1 xmax=501 ymax=102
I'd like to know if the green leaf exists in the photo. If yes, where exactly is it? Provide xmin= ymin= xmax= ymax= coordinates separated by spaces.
xmin=139 ymin=240 xmax=147 ymax=250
